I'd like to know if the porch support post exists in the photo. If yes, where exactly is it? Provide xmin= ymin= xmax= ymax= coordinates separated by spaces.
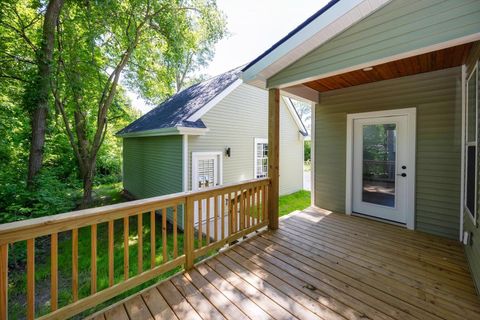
xmin=268 ymin=88 xmax=280 ymax=230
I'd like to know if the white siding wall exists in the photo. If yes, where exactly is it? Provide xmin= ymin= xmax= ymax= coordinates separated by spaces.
xmin=188 ymin=83 xmax=304 ymax=196
xmin=280 ymin=100 xmax=304 ymax=195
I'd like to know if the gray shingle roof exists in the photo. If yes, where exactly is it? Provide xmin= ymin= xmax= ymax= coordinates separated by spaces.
xmin=117 ymin=67 xmax=242 ymax=136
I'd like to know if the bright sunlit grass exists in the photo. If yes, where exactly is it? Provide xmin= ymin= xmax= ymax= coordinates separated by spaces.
xmin=279 ymin=190 xmax=311 ymax=217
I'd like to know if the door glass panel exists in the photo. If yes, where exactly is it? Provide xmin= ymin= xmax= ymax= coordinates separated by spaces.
xmin=198 ymin=159 xmax=215 ymax=189
xmin=362 ymin=124 xmax=396 ymax=207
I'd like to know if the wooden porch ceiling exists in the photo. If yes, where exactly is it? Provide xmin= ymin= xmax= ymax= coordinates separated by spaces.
xmin=304 ymin=43 xmax=473 ymax=92
xmin=90 ymin=209 xmax=480 ymax=320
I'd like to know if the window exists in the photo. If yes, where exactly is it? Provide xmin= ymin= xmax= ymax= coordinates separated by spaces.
xmin=254 ymin=138 xmax=268 ymax=178
xmin=465 ymin=63 xmax=478 ymax=224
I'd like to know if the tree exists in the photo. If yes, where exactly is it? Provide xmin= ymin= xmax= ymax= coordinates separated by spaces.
xmin=52 ymin=0 xmax=227 ymax=207
xmin=0 ymin=0 xmax=64 ymax=187
xmin=27 ymin=0 xmax=64 ymax=187
xmin=173 ymin=8 xmax=227 ymax=92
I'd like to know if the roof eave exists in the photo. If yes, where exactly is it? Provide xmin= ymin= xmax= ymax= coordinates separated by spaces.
xmin=242 ymin=0 xmax=392 ymax=89
xmin=116 ymin=126 xmax=209 ymax=138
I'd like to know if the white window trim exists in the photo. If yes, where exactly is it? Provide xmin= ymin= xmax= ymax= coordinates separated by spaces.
xmin=254 ymin=138 xmax=268 ymax=179
xmin=191 ymin=152 xmax=223 ymax=191
xmin=465 ymin=62 xmax=478 ymax=226
xmin=345 ymin=107 xmax=416 ymax=230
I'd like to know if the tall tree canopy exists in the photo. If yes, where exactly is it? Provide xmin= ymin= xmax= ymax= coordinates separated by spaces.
xmin=0 ymin=0 xmax=227 ymax=218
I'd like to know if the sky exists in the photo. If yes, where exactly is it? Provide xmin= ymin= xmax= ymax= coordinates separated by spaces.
xmin=131 ymin=0 xmax=329 ymax=114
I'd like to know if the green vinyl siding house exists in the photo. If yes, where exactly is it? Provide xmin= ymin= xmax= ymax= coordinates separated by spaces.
xmin=118 ymin=68 xmax=307 ymax=228
xmin=242 ymin=0 xmax=480 ymax=293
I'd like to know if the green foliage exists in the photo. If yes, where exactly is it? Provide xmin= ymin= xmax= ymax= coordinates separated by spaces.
xmin=0 ymin=0 xmax=227 ymax=219
xmin=304 ymin=140 xmax=311 ymax=162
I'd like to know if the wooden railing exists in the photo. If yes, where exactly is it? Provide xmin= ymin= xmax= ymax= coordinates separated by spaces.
xmin=0 ymin=178 xmax=269 ymax=320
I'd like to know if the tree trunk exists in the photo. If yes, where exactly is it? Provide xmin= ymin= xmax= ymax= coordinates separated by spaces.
xmin=81 ymin=167 xmax=95 ymax=208
xmin=27 ymin=0 xmax=64 ymax=187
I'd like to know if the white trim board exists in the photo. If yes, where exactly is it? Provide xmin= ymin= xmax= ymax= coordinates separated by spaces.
xmin=191 ymin=151 xmax=224 ymax=191
xmin=465 ymin=61 xmax=478 ymax=226
xmin=460 ymin=64 xmax=466 ymax=240
xmin=310 ymin=102 xmax=316 ymax=207
xmin=345 ymin=108 xmax=416 ymax=230
xmin=182 ymin=135 xmax=189 ymax=192
xmin=187 ymin=79 xmax=243 ymax=122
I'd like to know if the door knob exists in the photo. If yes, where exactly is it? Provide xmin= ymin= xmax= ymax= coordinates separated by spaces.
xmin=397 ymin=173 xmax=407 ymax=177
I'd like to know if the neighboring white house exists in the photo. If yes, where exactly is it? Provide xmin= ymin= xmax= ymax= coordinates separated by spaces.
xmin=117 ymin=67 xmax=308 ymax=228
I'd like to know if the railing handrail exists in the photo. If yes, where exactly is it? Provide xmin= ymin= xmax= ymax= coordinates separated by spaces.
xmin=0 ymin=178 xmax=271 ymax=320
xmin=0 ymin=177 xmax=270 ymax=245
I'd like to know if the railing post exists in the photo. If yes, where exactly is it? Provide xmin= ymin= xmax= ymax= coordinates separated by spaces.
xmin=184 ymin=197 xmax=195 ymax=270
xmin=0 ymin=244 xmax=7 ymax=320
xmin=268 ymin=88 xmax=280 ymax=230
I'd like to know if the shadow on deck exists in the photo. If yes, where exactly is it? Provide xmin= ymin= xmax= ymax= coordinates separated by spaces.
xmin=89 ymin=208 xmax=480 ymax=320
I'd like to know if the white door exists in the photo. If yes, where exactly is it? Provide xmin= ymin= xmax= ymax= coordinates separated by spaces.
xmin=192 ymin=153 xmax=220 ymax=191
xmin=352 ymin=114 xmax=412 ymax=224
xmin=191 ymin=152 xmax=223 ymax=232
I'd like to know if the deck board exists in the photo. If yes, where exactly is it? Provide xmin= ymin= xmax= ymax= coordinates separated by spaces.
xmin=91 ymin=209 xmax=480 ymax=320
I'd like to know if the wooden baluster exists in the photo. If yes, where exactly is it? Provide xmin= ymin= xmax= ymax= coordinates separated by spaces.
xmin=246 ymin=188 xmax=251 ymax=228
xmin=138 ymin=213 xmax=143 ymax=274
xmin=27 ymin=238 xmax=35 ymax=320
xmin=198 ymin=200 xmax=203 ymax=248
xmin=239 ymin=189 xmax=245 ymax=231
xmin=184 ymin=198 xmax=194 ymax=270
xmin=91 ymin=224 xmax=97 ymax=294
xmin=0 ymin=244 xmax=8 ymax=320
xmin=231 ymin=192 xmax=235 ymax=233
xmin=214 ymin=195 xmax=219 ymax=242
xmin=221 ymin=194 xmax=225 ymax=240
xmin=150 ymin=210 xmax=156 ymax=268
xmin=232 ymin=192 xmax=237 ymax=233
xmin=256 ymin=186 xmax=260 ymax=225
xmin=173 ymin=206 xmax=178 ymax=259
xmin=162 ymin=208 xmax=167 ymax=263
xmin=108 ymin=220 xmax=114 ymax=287
xmin=206 ymin=197 xmax=211 ymax=245
xmin=264 ymin=184 xmax=268 ymax=221
xmin=51 ymin=233 xmax=58 ymax=311
xmin=72 ymin=228 xmax=78 ymax=302
xmin=124 ymin=217 xmax=129 ymax=280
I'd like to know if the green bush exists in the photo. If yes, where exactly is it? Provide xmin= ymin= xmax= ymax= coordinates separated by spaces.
xmin=0 ymin=167 xmax=80 ymax=224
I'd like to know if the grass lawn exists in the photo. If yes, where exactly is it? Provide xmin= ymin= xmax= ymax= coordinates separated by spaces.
xmin=279 ymin=190 xmax=311 ymax=217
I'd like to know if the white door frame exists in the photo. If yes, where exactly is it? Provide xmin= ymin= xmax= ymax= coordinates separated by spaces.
xmin=346 ymin=107 xmax=416 ymax=229
xmin=191 ymin=151 xmax=223 ymax=191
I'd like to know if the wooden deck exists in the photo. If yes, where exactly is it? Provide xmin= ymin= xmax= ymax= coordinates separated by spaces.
xmin=90 ymin=208 xmax=480 ymax=320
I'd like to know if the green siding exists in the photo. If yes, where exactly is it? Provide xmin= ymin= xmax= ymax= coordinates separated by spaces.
xmin=268 ymin=0 xmax=480 ymax=88
xmin=315 ymin=67 xmax=462 ymax=239
xmin=464 ymin=43 xmax=480 ymax=294
xmin=123 ymin=136 xmax=183 ymax=199
xmin=188 ymin=83 xmax=304 ymax=196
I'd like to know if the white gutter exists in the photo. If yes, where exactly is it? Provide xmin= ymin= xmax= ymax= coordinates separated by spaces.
xmin=117 ymin=126 xmax=209 ymax=138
